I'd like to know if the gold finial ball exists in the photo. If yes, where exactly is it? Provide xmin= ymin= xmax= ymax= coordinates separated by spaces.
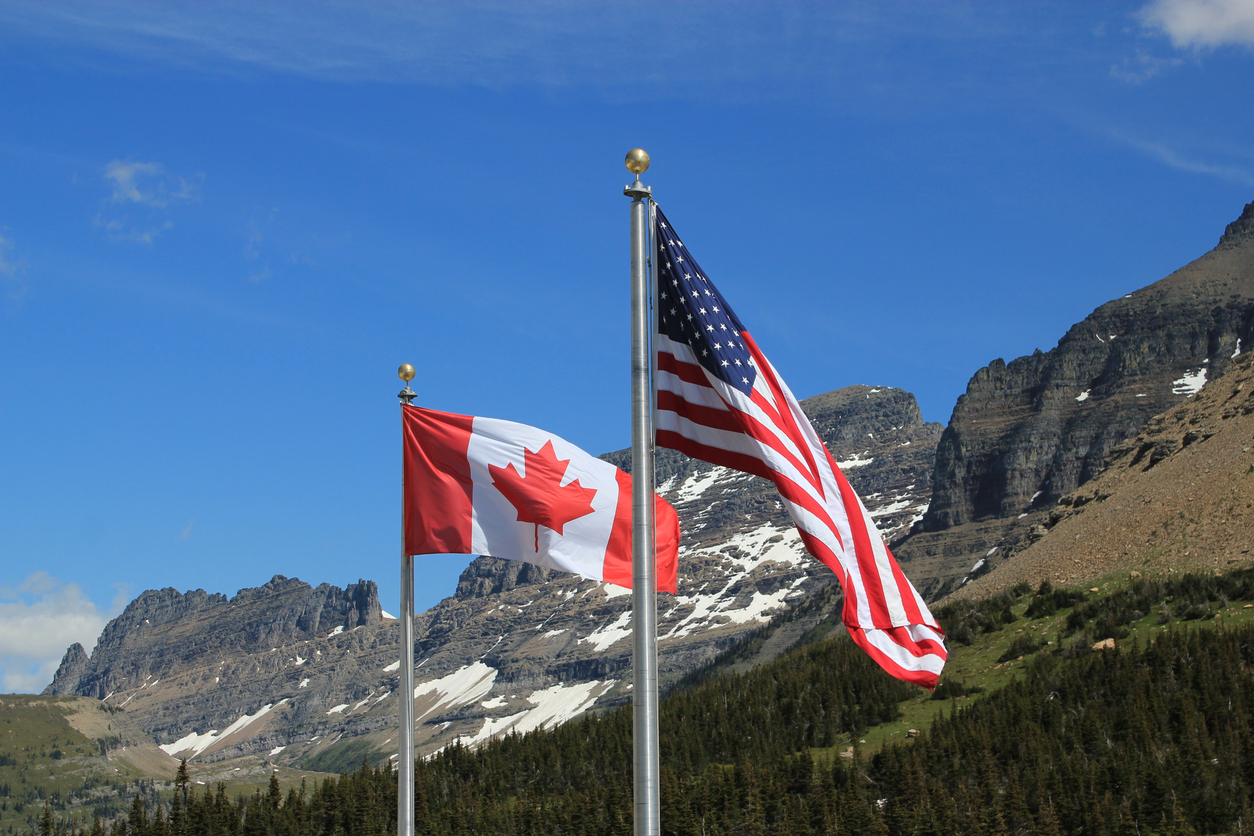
xmin=398 ymin=363 xmax=416 ymax=383
xmin=625 ymin=148 xmax=650 ymax=176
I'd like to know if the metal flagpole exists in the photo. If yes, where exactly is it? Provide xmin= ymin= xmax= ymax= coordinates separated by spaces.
xmin=623 ymin=149 xmax=659 ymax=836
xmin=397 ymin=365 xmax=418 ymax=836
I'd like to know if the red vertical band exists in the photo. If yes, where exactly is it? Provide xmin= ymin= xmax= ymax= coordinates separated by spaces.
xmin=402 ymin=405 xmax=475 ymax=556
xmin=603 ymin=470 xmax=680 ymax=594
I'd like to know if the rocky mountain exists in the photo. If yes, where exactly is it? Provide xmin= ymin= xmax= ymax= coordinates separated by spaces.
xmin=949 ymin=349 xmax=1254 ymax=600
xmin=895 ymin=199 xmax=1254 ymax=597
xmin=44 ymin=385 xmax=939 ymax=772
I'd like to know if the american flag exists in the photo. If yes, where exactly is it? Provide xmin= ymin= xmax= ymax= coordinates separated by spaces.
xmin=652 ymin=205 xmax=947 ymax=688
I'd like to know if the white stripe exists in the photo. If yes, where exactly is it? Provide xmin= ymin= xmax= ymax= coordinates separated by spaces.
xmin=659 ymin=345 xmax=920 ymax=631
xmin=859 ymin=625 xmax=947 ymax=676
xmin=657 ymin=361 xmax=818 ymax=494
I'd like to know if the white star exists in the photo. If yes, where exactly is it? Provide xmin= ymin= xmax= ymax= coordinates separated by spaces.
xmin=734 ymin=359 xmax=742 ymax=366
xmin=741 ymin=377 xmax=749 ymax=384
xmin=698 ymin=308 xmax=707 ymax=314
xmin=721 ymin=360 xmax=730 ymax=367
xmin=706 ymin=324 xmax=715 ymax=332
xmin=691 ymin=290 xmax=700 ymax=298
xmin=720 ymin=324 xmax=728 ymax=330
xmin=676 ymin=256 xmax=684 ymax=263
xmin=712 ymin=306 xmax=720 ymax=313
xmin=713 ymin=342 xmax=722 ymax=349
xmin=684 ymin=273 xmax=692 ymax=280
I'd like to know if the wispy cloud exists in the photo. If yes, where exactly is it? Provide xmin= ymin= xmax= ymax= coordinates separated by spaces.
xmin=0 ymin=231 xmax=28 ymax=309
xmin=1110 ymin=129 xmax=1254 ymax=184
xmin=0 ymin=573 xmax=121 ymax=693
xmin=179 ymin=519 xmax=195 ymax=540
xmin=1140 ymin=0 xmax=1254 ymax=49
xmin=96 ymin=159 xmax=200 ymax=245
xmin=0 ymin=1 xmax=1100 ymax=105
xmin=1109 ymin=47 xmax=1184 ymax=82
xmin=244 ymin=210 xmax=280 ymax=283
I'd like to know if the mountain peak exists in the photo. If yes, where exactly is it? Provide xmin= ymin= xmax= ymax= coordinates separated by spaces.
xmin=1218 ymin=200 xmax=1254 ymax=250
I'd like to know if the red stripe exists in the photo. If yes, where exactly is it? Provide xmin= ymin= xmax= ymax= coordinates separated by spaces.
xmin=827 ymin=448 xmax=930 ymax=629
xmin=655 ymin=429 xmax=774 ymax=481
xmin=744 ymin=335 xmax=825 ymax=495
xmin=658 ymin=381 xmax=827 ymax=499
xmin=402 ymin=405 xmax=475 ymax=556
xmin=847 ymin=629 xmax=942 ymax=691
xmin=657 ymin=389 xmax=744 ymax=434
xmin=657 ymin=350 xmax=721 ymax=391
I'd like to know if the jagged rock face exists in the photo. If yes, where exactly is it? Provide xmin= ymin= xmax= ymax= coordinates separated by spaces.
xmin=900 ymin=200 xmax=1254 ymax=595
xmin=43 ymin=385 xmax=938 ymax=770
xmin=949 ymin=349 xmax=1254 ymax=599
xmin=47 ymin=644 xmax=90 ymax=694
xmin=43 ymin=576 xmax=382 ymax=700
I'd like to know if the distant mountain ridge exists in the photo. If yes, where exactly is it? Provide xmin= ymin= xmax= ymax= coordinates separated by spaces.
xmin=895 ymin=199 xmax=1254 ymax=595
xmin=44 ymin=384 xmax=938 ymax=771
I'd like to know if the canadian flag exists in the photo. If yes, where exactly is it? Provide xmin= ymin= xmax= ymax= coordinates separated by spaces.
xmin=402 ymin=405 xmax=679 ymax=593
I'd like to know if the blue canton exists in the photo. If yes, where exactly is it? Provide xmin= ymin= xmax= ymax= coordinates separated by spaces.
xmin=654 ymin=207 xmax=757 ymax=395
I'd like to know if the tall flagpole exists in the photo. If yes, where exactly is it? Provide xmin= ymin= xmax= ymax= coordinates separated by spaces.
xmin=624 ymin=149 xmax=659 ymax=836
xmin=397 ymin=365 xmax=417 ymax=836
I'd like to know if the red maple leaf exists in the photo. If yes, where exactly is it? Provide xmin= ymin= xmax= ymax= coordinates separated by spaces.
xmin=488 ymin=440 xmax=598 ymax=551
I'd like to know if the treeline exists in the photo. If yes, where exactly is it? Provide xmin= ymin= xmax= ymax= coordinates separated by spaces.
xmin=34 ymin=569 xmax=1254 ymax=836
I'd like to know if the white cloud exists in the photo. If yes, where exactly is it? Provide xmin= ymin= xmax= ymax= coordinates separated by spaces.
xmin=1141 ymin=0 xmax=1254 ymax=49
xmin=0 ymin=573 xmax=116 ymax=693
xmin=96 ymin=159 xmax=200 ymax=245
xmin=104 ymin=160 xmax=198 ymax=208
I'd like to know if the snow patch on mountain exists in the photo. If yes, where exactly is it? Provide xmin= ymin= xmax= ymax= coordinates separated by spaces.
xmin=1173 ymin=368 xmax=1208 ymax=396
xmin=673 ymin=467 xmax=734 ymax=502
xmin=580 ymin=611 xmax=633 ymax=652
xmin=459 ymin=680 xmax=614 ymax=748
xmin=160 ymin=699 xmax=289 ymax=760
xmin=837 ymin=451 xmax=874 ymax=468
xmin=414 ymin=661 xmax=498 ymax=722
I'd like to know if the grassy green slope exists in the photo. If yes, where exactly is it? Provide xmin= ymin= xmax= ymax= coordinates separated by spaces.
xmin=0 ymin=696 xmax=337 ymax=835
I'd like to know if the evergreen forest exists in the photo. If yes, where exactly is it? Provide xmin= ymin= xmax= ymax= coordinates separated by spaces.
xmin=24 ymin=569 xmax=1254 ymax=836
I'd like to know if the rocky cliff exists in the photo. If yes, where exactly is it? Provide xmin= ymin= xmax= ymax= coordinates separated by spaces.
xmin=949 ymin=349 xmax=1254 ymax=599
xmin=44 ymin=385 xmax=938 ymax=772
xmin=896 ymin=200 xmax=1254 ymax=596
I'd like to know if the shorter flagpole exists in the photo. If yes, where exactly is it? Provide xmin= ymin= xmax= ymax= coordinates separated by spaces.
xmin=397 ymin=365 xmax=417 ymax=836
xmin=624 ymin=149 xmax=660 ymax=836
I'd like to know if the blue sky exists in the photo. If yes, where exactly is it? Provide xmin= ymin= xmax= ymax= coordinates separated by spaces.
xmin=2 ymin=0 xmax=1253 ymax=693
